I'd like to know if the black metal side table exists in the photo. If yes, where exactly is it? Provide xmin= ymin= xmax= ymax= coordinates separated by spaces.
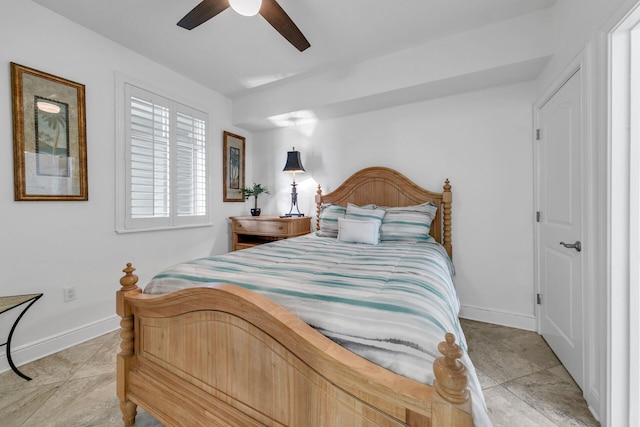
xmin=0 ymin=293 xmax=43 ymax=380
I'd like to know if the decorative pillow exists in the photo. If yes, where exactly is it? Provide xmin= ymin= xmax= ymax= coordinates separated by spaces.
xmin=337 ymin=218 xmax=381 ymax=245
xmin=379 ymin=202 xmax=438 ymax=242
xmin=316 ymin=204 xmax=346 ymax=237
xmin=346 ymin=203 xmax=386 ymax=222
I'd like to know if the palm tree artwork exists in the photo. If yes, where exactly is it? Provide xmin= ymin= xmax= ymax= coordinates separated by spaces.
xmin=35 ymin=97 xmax=69 ymax=177
xmin=229 ymin=146 xmax=240 ymax=188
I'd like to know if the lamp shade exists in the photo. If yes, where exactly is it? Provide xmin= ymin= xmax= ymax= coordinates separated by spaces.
xmin=282 ymin=148 xmax=305 ymax=173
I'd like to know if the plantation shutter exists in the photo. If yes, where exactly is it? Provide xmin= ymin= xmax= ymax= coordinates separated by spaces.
xmin=176 ymin=107 xmax=207 ymax=217
xmin=122 ymin=83 xmax=208 ymax=231
xmin=129 ymin=93 xmax=170 ymax=219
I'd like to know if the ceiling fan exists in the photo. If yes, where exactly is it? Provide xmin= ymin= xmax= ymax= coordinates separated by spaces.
xmin=177 ymin=0 xmax=311 ymax=52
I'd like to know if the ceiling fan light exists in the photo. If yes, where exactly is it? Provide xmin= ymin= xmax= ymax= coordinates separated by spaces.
xmin=229 ymin=0 xmax=262 ymax=16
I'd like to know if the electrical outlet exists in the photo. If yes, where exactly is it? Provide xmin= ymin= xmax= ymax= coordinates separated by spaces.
xmin=63 ymin=286 xmax=76 ymax=302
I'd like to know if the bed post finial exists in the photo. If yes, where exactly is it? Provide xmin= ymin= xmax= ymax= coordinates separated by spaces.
xmin=433 ymin=333 xmax=469 ymax=404
xmin=442 ymin=179 xmax=452 ymax=258
xmin=120 ymin=263 xmax=139 ymax=292
xmin=116 ymin=263 xmax=140 ymax=426
xmin=315 ymin=184 xmax=323 ymax=231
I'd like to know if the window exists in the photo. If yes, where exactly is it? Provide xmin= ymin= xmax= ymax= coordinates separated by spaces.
xmin=117 ymin=81 xmax=209 ymax=232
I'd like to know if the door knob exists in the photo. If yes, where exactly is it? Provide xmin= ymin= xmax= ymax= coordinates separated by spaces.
xmin=559 ymin=241 xmax=582 ymax=252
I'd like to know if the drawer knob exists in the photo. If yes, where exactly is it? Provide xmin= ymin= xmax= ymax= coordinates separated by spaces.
xmin=279 ymin=226 xmax=283 ymax=230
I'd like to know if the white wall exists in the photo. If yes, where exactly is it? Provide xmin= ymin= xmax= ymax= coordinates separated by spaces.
xmin=0 ymin=1 xmax=250 ymax=372
xmin=538 ymin=0 xmax=627 ymax=91
xmin=253 ymin=81 xmax=537 ymax=330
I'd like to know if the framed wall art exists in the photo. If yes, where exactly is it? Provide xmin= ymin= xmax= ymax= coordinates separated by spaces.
xmin=11 ymin=62 xmax=88 ymax=201
xmin=222 ymin=131 xmax=245 ymax=202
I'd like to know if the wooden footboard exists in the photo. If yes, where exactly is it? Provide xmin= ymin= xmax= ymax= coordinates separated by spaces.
xmin=116 ymin=263 xmax=472 ymax=427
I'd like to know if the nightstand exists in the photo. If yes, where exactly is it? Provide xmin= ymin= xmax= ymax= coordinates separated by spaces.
xmin=230 ymin=216 xmax=311 ymax=251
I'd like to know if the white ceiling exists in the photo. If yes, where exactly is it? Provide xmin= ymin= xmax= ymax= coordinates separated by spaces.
xmin=32 ymin=0 xmax=557 ymax=100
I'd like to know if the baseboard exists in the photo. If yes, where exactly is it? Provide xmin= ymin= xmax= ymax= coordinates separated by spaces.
xmin=0 ymin=315 xmax=120 ymax=374
xmin=460 ymin=305 xmax=537 ymax=331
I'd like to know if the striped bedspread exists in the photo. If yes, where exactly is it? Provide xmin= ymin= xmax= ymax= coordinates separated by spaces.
xmin=144 ymin=234 xmax=491 ymax=427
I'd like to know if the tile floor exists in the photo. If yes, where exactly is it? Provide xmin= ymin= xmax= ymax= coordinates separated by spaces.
xmin=0 ymin=319 xmax=600 ymax=426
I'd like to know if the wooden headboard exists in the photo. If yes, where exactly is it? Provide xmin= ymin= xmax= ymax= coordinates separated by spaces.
xmin=314 ymin=166 xmax=452 ymax=257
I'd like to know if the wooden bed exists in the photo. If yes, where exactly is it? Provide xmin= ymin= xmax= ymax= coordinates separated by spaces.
xmin=116 ymin=166 xmax=473 ymax=427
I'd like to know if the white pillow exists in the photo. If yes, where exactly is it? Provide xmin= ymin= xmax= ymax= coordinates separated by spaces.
xmin=337 ymin=218 xmax=381 ymax=245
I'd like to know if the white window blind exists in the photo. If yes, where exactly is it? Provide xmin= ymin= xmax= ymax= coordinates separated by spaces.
xmin=130 ymin=95 xmax=170 ymax=219
xmin=176 ymin=109 xmax=207 ymax=217
xmin=120 ymin=83 xmax=209 ymax=231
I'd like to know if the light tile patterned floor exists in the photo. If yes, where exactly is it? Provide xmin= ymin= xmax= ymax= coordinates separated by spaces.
xmin=462 ymin=319 xmax=600 ymax=426
xmin=0 ymin=320 xmax=600 ymax=426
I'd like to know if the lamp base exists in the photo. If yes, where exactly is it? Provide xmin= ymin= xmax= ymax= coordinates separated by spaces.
xmin=281 ymin=213 xmax=304 ymax=218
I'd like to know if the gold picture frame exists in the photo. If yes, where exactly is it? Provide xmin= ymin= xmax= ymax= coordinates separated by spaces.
xmin=222 ymin=131 xmax=245 ymax=202
xmin=11 ymin=62 xmax=88 ymax=201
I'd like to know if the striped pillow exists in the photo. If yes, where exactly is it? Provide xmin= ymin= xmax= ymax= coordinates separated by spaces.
xmin=379 ymin=202 xmax=438 ymax=242
xmin=316 ymin=204 xmax=346 ymax=237
xmin=346 ymin=203 xmax=386 ymax=223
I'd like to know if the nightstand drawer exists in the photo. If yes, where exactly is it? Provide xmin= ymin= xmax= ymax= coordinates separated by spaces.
xmin=230 ymin=216 xmax=311 ymax=251
xmin=233 ymin=219 xmax=289 ymax=236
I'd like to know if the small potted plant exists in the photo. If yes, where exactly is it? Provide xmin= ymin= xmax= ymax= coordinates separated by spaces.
xmin=241 ymin=183 xmax=270 ymax=216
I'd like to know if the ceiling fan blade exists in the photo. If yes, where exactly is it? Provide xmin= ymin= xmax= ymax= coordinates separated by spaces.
xmin=177 ymin=0 xmax=230 ymax=30
xmin=259 ymin=0 xmax=310 ymax=52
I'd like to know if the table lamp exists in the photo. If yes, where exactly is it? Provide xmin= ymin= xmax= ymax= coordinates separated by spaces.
xmin=282 ymin=147 xmax=305 ymax=217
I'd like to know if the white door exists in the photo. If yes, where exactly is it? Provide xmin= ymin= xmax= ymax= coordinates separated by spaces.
xmin=536 ymin=69 xmax=584 ymax=389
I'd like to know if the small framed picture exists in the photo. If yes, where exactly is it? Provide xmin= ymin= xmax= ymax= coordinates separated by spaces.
xmin=11 ymin=63 xmax=88 ymax=201
xmin=222 ymin=131 xmax=245 ymax=202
